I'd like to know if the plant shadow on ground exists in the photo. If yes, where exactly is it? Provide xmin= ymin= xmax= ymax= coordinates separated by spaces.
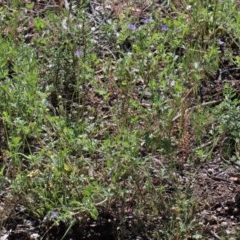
xmin=2 ymin=0 xmax=240 ymax=239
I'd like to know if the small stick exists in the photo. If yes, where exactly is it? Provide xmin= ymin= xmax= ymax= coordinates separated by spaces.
xmin=172 ymin=100 xmax=221 ymax=122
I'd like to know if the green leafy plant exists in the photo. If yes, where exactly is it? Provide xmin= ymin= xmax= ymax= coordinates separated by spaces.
xmin=213 ymin=84 xmax=240 ymax=160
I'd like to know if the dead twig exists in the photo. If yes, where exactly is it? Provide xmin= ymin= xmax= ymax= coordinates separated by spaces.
xmin=172 ymin=100 xmax=221 ymax=122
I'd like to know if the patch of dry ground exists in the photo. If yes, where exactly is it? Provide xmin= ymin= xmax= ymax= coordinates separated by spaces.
xmin=192 ymin=157 xmax=240 ymax=239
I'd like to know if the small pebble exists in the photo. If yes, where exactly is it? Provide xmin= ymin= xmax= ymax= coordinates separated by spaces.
xmin=30 ymin=233 xmax=40 ymax=240
xmin=221 ymin=221 xmax=228 ymax=227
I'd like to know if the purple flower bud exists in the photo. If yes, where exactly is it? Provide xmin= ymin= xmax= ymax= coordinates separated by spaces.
xmin=161 ymin=25 xmax=168 ymax=31
xmin=75 ymin=49 xmax=83 ymax=57
xmin=129 ymin=24 xmax=137 ymax=30
xmin=50 ymin=211 xmax=58 ymax=219
xmin=142 ymin=18 xmax=151 ymax=24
